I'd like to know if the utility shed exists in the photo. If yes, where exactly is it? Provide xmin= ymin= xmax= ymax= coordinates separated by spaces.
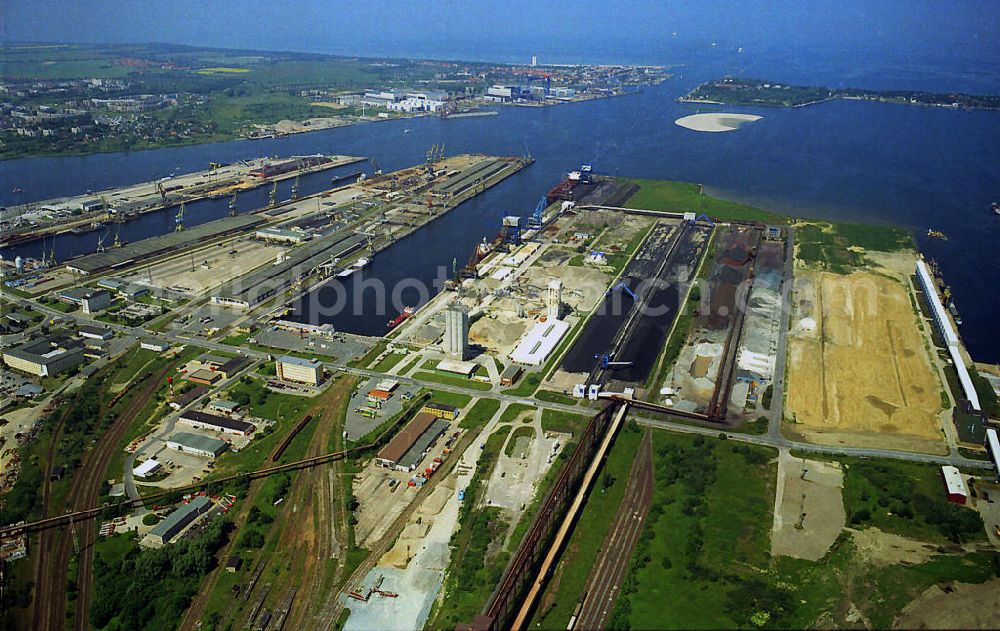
xmin=940 ymin=465 xmax=969 ymax=505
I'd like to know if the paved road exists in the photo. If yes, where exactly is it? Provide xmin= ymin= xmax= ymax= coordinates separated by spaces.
xmin=11 ymin=291 xmax=995 ymax=476
xmin=766 ymin=227 xmax=794 ymax=444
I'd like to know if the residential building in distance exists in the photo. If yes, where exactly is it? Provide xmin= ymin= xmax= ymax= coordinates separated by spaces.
xmin=276 ymin=355 xmax=324 ymax=385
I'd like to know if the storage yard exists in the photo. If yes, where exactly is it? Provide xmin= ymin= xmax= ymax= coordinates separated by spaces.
xmin=785 ymin=269 xmax=947 ymax=453
xmin=2 ymin=154 xmax=364 ymax=247
xmin=659 ymin=225 xmax=779 ymax=420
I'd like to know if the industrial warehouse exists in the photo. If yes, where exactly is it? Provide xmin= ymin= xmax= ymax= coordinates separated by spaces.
xmin=375 ymin=411 xmax=450 ymax=471
xmin=65 ymin=215 xmax=264 ymax=275
xmin=144 ymin=496 xmax=214 ymax=547
xmin=178 ymin=411 xmax=255 ymax=436
xmin=166 ymin=432 xmax=229 ymax=458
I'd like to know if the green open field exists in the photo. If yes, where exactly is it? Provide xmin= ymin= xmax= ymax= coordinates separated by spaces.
xmin=842 ymin=458 xmax=985 ymax=544
xmin=413 ymin=370 xmax=492 ymax=391
xmin=460 ymin=397 xmax=501 ymax=429
xmin=623 ymin=179 xmax=785 ymax=223
xmin=794 ymin=220 xmax=912 ymax=272
xmin=601 ymin=433 xmax=997 ymax=629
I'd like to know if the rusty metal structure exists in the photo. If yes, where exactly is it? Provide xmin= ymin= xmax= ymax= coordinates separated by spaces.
xmin=459 ymin=400 xmax=625 ymax=631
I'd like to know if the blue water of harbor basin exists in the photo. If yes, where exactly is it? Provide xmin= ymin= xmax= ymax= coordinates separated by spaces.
xmin=1 ymin=48 xmax=998 ymax=361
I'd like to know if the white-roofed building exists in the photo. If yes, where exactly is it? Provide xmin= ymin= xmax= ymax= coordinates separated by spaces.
xmin=510 ymin=319 xmax=570 ymax=366
xmin=915 ymin=259 xmax=980 ymax=411
xmin=436 ymin=359 xmax=477 ymax=376
xmin=940 ymin=465 xmax=969 ymax=505
xmin=133 ymin=459 xmax=162 ymax=478
xmin=986 ymin=428 xmax=1000 ymax=482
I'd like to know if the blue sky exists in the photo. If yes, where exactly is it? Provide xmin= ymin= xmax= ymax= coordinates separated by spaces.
xmin=4 ymin=1 xmax=1000 ymax=65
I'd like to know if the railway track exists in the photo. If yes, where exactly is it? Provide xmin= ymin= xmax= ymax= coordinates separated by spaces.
xmin=574 ymin=429 xmax=653 ymax=630
xmin=29 ymin=364 xmax=170 ymax=631
xmin=315 ymin=428 xmax=476 ymax=629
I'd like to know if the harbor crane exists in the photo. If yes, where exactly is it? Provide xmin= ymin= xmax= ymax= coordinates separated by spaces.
xmin=96 ymin=231 xmax=107 ymax=253
xmin=175 ymin=202 xmax=185 ymax=232
xmin=594 ymin=352 xmax=633 ymax=370
xmin=268 ymin=182 xmax=278 ymax=208
xmin=228 ymin=191 xmax=238 ymax=217
xmin=606 ymin=280 xmax=637 ymax=300
xmin=291 ymin=174 xmax=300 ymax=200
xmin=528 ymin=196 xmax=546 ymax=228
xmin=156 ymin=180 xmax=167 ymax=204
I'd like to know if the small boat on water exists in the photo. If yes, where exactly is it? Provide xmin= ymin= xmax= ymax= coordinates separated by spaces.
xmin=926 ymin=229 xmax=947 ymax=240
xmin=992 ymin=201 xmax=999 ymax=215
xmin=387 ymin=306 xmax=415 ymax=329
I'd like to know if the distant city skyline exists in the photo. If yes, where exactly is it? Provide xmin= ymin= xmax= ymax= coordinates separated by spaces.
xmin=5 ymin=0 xmax=1000 ymax=69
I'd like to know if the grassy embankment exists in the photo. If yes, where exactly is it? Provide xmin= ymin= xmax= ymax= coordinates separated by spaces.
xmin=536 ymin=429 xmax=998 ymax=630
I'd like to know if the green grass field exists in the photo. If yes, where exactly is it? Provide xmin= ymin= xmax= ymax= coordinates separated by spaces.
xmin=531 ymin=425 xmax=645 ymax=627
xmin=795 ymin=220 xmax=912 ymax=272
xmin=413 ymin=370 xmax=492 ymax=391
xmin=499 ymin=402 xmax=536 ymax=424
xmin=841 ymin=458 xmax=986 ymax=544
xmin=425 ymin=389 xmax=472 ymax=409
xmin=623 ymin=179 xmax=786 ymax=223
xmin=459 ymin=398 xmax=502 ymax=429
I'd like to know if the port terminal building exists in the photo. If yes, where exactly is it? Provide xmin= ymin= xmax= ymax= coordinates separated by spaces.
xmin=915 ymin=260 xmax=981 ymax=411
xmin=66 ymin=215 xmax=263 ymax=275
xmin=211 ymin=232 xmax=367 ymax=309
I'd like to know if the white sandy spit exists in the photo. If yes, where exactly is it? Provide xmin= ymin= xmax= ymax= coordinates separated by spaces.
xmin=675 ymin=113 xmax=762 ymax=132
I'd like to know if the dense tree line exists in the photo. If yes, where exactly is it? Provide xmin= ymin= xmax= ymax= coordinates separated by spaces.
xmin=90 ymin=519 xmax=230 ymax=630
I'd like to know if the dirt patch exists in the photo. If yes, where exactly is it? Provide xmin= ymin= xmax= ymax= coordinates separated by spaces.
xmin=772 ymin=452 xmax=846 ymax=561
xmin=785 ymin=270 xmax=946 ymax=453
xmin=849 ymin=527 xmax=938 ymax=567
xmin=894 ymin=578 xmax=1000 ymax=629
xmin=470 ymin=316 xmax=529 ymax=352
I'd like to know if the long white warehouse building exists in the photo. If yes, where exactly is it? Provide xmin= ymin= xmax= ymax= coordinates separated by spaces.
xmin=915 ymin=260 xmax=980 ymax=411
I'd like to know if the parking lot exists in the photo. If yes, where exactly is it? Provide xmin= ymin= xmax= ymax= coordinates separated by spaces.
xmin=254 ymin=327 xmax=371 ymax=363
xmin=167 ymin=304 xmax=244 ymax=338
xmin=344 ymin=377 xmax=418 ymax=441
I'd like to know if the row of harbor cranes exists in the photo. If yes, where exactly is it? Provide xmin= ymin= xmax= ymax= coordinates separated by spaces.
xmin=425 ymin=143 xmax=446 ymax=164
